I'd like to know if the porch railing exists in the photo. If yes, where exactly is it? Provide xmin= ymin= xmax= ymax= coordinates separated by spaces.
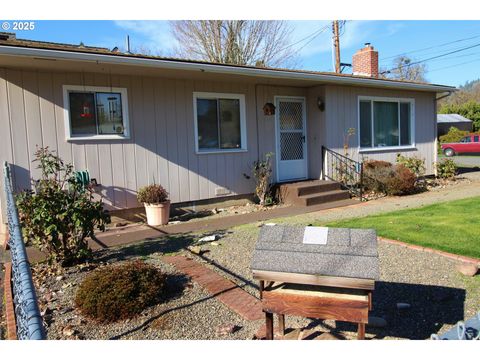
xmin=3 ymin=161 xmax=45 ymax=340
xmin=321 ymin=146 xmax=364 ymax=201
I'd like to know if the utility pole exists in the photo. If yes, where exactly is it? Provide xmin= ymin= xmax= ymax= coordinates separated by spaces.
xmin=332 ymin=20 xmax=341 ymax=73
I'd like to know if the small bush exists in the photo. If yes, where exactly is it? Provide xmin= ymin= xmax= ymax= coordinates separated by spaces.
xmin=436 ymin=158 xmax=458 ymax=179
xmin=137 ymin=184 xmax=169 ymax=204
xmin=16 ymin=147 xmax=110 ymax=266
xmin=439 ymin=126 xmax=469 ymax=144
xmin=384 ymin=164 xmax=417 ymax=195
xmin=75 ymin=261 xmax=166 ymax=323
xmin=252 ymin=152 xmax=274 ymax=206
xmin=363 ymin=160 xmax=416 ymax=195
xmin=396 ymin=154 xmax=426 ymax=177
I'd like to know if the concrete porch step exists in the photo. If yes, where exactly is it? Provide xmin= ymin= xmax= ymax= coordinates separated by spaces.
xmin=296 ymin=189 xmax=351 ymax=206
xmin=279 ymin=179 xmax=351 ymax=207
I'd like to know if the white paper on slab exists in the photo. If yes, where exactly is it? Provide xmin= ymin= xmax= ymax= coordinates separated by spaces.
xmin=302 ymin=226 xmax=329 ymax=245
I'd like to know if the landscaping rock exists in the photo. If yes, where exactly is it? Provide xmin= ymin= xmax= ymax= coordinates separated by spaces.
xmin=456 ymin=263 xmax=478 ymax=277
xmin=62 ymin=325 xmax=76 ymax=337
xmin=368 ymin=316 xmax=387 ymax=328
xmin=215 ymin=323 xmax=239 ymax=336
xmin=187 ymin=246 xmax=203 ymax=255
xmin=198 ymin=234 xmax=218 ymax=242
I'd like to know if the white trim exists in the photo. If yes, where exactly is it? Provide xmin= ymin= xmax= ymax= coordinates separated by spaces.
xmin=357 ymin=95 xmax=416 ymax=151
xmin=274 ymin=96 xmax=308 ymax=183
xmin=359 ymin=146 xmax=417 ymax=153
xmin=0 ymin=46 xmax=456 ymax=93
xmin=192 ymin=92 xmax=247 ymax=154
xmin=63 ymin=85 xmax=130 ymax=141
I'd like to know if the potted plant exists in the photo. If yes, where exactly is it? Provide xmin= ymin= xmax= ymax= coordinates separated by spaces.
xmin=137 ymin=184 xmax=170 ymax=226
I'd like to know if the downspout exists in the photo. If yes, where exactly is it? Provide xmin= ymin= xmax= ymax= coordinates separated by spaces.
xmin=254 ymin=83 xmax=261 ymax=161
xmin=434 ymin=90 xmax=453 ymax=177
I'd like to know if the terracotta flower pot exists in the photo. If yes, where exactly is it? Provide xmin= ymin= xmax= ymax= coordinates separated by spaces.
xmin=144 ymin=201 xmax=170 ymax=226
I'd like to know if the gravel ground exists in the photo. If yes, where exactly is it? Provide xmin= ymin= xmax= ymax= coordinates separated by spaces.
xmin=33 ymin=253 xmax=264 ymax=340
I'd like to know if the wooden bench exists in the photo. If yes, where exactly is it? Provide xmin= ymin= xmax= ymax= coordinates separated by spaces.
xmin=260 ymin=281 xmax=372 ymax=340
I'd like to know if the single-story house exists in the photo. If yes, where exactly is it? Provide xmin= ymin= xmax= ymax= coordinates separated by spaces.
xmin=0 ymin=33 xmax=455 ymax=232
xmin=437 ymin=113 xmax=473 ymax=137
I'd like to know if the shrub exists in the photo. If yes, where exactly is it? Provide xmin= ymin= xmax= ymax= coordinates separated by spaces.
xmin=396 ymin=154 xmax=426 ymax=177
xmin=16 ymin=147 xmax=110 ymax=266
xmin=75 ymin=261 xmax=166 ymax=323
xmin=252 ymin=152 xmax=274 ymax=206
xmin=363 ymin=160 xmax=416 ymax=196
xmin=436 ymin=158 xmax=458 ymax=179
xmin=439 ymin=126 xmax=469 ymax=144
xmin=384 ymin=164 xmax=417 ymax=195
xmin=137 ymin=184 xmax=169 ymax=204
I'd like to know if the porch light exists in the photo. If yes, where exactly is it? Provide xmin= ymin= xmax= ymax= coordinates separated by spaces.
xmin=263 ymin=102 xmax=275 ymax=116
xmin=317 ymin=97 xmax=325 ymax=112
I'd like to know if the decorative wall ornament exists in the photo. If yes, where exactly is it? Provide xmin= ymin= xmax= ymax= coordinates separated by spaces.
xmin=263 ymin=102 xmax=276 ymax=116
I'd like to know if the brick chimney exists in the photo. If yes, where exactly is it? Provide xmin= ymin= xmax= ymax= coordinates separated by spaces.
xmin=352 ymin=43 xmax=379 ymax=78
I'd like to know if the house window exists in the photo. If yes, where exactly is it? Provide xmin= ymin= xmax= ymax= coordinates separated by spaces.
xmin=63 ymin=85 xmax=129 ymax=139
xmin=359 ymin=97 xmax=414 ymax=149
xmin=193 ymin=92 xmax=247 ymax=153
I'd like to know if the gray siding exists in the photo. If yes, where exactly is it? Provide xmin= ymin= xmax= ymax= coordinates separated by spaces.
xmin=0 ymin=69 xmax=264 ymax=224
xmin=323 ymin=85 xmax=437 ymax=175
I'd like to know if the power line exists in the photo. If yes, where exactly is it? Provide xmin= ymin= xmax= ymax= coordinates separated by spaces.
xmin=296 ymin=26 xmax=330 ymax=53
xmin=381 ymin=41 xmax=480 ymax=74
xmin=380 ymin=33 xmax=480 ymax=61
xmin=277 ymin=24 xmax=330 ymax=53
xmin=428 ymin=56 xmax=480 ymax=73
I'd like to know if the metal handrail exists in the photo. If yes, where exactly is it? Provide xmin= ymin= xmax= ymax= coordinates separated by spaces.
xmin=321 ymin=146 xmax=364 ymax=201
xmin=3 ymin=161 xmax=45 ymax=340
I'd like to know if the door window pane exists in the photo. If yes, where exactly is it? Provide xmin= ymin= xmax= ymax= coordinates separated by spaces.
xmin=474 ymin=136 xmax=479 ymax=142
xmin=69 ymin=92 xmax=97 ymax=136
xmin=359 ymin=100 xmax=372 ymax=148
xmin=279 ymin=102 xmax=303 ymax=130
xmin=219 ymin=99 xmax=241 ymax=149
xmin=400 ymin=102 xmax=411 ymax=145
xmin=96 ymin=92 xmax=124 ymax=135
xmin=374 ymin=101 xmax=399 ymax=147
xmin=197 ymin=99 xmax=219 ymax=149
xmin=460 ymin=136 xmax=471 ymax=143
xmin=280 ymin=132 xmax=303 ymax=160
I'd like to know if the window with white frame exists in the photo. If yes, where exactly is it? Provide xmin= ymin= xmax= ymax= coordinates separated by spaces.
xmin=193 ymin=92 xmax=247 ymax=152
xmin=359 ymin=97 xmax=414 ymax=149
xmin=63 ymin=85 xmax=129 ymax=139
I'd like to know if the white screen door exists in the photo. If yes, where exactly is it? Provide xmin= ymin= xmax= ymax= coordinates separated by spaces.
xmin=275 ymin=97 xmax=307 ymax=182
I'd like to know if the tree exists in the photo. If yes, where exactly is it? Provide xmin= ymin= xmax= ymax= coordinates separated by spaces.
xmin=170 ymin=20 xmax=297 ymax=68
xmin=385 ymin=56 xmax=427 ymax=82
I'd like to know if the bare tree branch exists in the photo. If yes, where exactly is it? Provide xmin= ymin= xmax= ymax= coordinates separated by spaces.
xmin=170 ymin=20 xmax=298 ymax=68
xmin=383 ymin=56 xmax=428 ymax=82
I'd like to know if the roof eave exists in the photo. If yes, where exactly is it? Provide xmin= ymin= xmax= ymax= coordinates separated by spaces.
xmin=0 ymin=45 xmax=457 ymax=93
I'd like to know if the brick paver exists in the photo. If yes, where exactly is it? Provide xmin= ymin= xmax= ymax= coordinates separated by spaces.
xmin=163 ymin=255 xmax=263 ymax=321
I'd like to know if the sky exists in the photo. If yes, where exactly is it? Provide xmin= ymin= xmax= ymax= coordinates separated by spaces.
xmin=4 ymin=20 xmax=480 ymax=87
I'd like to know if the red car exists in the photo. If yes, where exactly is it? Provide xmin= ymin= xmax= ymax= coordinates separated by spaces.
xmin=442 ymin=134 xmax=480 ymax=157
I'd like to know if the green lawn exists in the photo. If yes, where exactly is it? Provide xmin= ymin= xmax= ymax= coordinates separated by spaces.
xmin=320 ymin=196 xmax=480 ymax=259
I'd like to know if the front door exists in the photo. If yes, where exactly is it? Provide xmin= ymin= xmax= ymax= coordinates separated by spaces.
xmin=275 ymin=96 xmax=308 ymax=182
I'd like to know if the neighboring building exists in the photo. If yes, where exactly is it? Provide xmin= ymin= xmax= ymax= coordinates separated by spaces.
xmin=437 ymin=114 xmax=473 ymax=137
xmin=0 ymin=33 xmax=455 ymax=232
